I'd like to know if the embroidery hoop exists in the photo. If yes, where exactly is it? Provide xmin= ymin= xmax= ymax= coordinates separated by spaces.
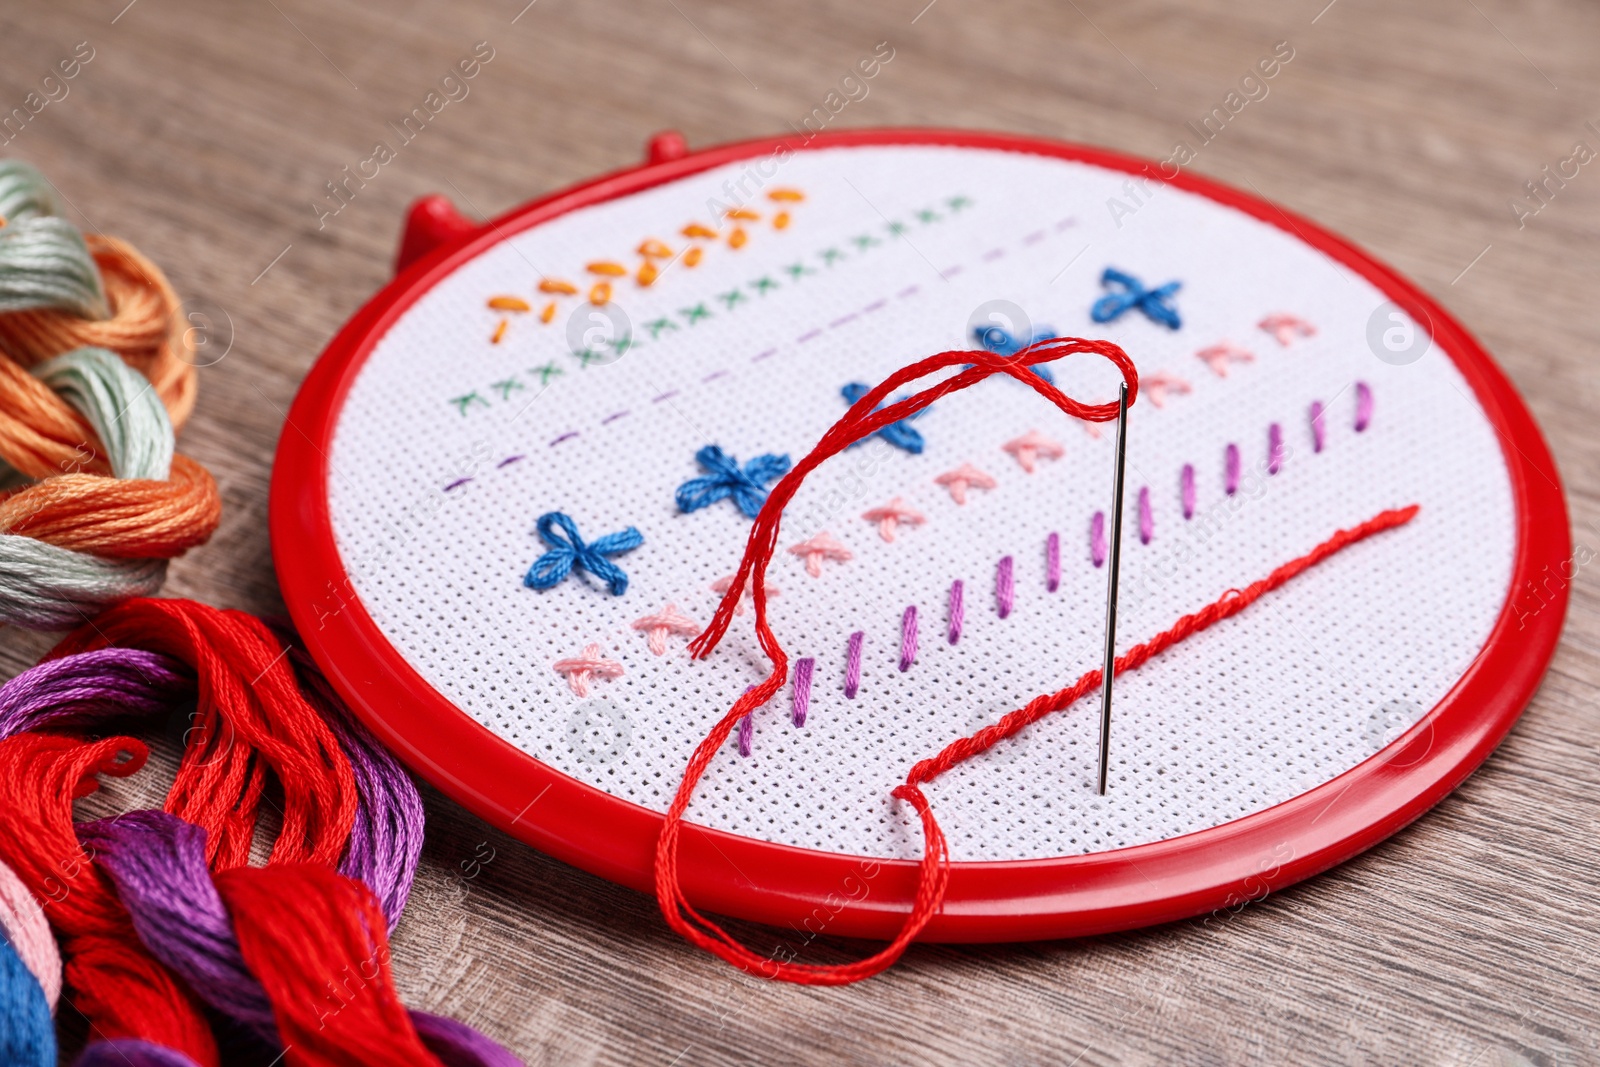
xmin=271 ymin=129 xmax=1569 ymax=942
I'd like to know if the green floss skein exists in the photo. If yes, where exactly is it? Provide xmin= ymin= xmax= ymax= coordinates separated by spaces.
xmin=0 ymin=160 xmax=107 ymax=319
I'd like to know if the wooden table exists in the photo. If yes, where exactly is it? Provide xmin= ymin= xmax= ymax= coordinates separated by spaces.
xmin=4 ymin=0 xmax=1597 ymax=1062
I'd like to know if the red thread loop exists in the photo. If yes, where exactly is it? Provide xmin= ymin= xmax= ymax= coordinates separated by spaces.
xmin=654 ymin=338 xmax=1422 ymax=986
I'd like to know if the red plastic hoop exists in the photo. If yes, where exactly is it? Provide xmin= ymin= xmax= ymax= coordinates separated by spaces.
xmin=271 ymin=128 xmax=1569 ymax=943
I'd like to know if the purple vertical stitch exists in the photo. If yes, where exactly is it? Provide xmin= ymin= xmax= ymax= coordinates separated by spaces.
xmin=996 ymin=556 xmax=1014 ymax=618
xmin=844 ymin=631 xmax=864 ymax=698
xmin=497 ymin=454 xmax=525 ymax=468
xmin=1046 ymin=532 xmax=1061 ymax=592
xmin=1138 ymin=487 xmax=1153 ymax=545
xmin=1224 ymin=443 xmax=1241 ymax=495
xmin=737 ymin=712 xmax=753 ymax=757
xmin=1355 ymin=382 xmax=1374 ymax=432
xmin=791 ymin=657 xmax=814 ymax=727
xmin=1181 ymin=463 xmax=1196 ymax=519
xmin=948 ymin=580 xmax=965 ymax=644
xmin=1310 ymin=401 xmax=1326 ymax=453
xmin=1268 ymin=423 xmax=1284 ymax=475
xmin=1091 ymin=511 xmax=1107 ymax=568
xmin=899 ymin=606 xmax=919 ymax=671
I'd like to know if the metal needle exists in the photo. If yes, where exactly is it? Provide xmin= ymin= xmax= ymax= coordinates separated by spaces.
xmin=1097 ymin=381 xmax=1130 ymax=796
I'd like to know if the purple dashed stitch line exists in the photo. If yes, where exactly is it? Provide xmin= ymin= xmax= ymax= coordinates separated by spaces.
xmin=996 ymin=555 xmax=1014 ymax=618
xmin=1181 ymin=463 xmax=1196 ymax=519
xmin=982 ymin=247 xmax=1005 ymax=262
xmin=1022 ymin=230 xmax=1046 ymax=245
xmin=862 ymin=298 xmax=887 ymax=313
xmin=550 ymin=431 xmax=579 ymax=447
xmin=844 ymin=631 xmax=865 ymax=698
xmin=1046 ymin=532 xmax=1061 ymax=592
xmin=752 ymin=347 xmax=778 ymax=362
xmin=497 ymin=454 xmax=524 ymax=468
xmin=444 ymin=477 xmax=473 ymax=491
xmin=1138 ymin=487 xmax=1153 ymax=545
xmin=829 ymin=312 xmax=859 ymax=329
xmin=944 ymin=264 xmax=964 ymax=277
xmin=1224 ymin=443 xmax=1241 ymax=495
xmin=1310 ymin=401 xmax=1327 ymax=453
xmin=602 ymin=410 xmax=630 ymax=425
xmin=701 ymin=369 xmax=730 ymax=383
xmin=897 ymin=284 xmax=920 ymax=299
xmin=948 ymin=580 xmax=964 ymax=644
xmin=1268 ymin=423 xmax=1285 ymax=475
xmin=652 ymin=390 xmax=679 ymax=403
xmin=1055 ymin=216 xmax=1077 ymax=231
xmin=792 ymin=657 xmax=814 ymax=727
xmin=899 ymin=605 xmax=919 ymax=671
xmin=797 ymin=328 xmax=823 ymax=344
xmin=1091 ymin=511 xmax=1107 ymax=568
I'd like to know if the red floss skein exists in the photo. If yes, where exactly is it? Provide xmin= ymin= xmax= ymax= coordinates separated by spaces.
xmin=47 ymin=598 xmax=359 ymax=869
xmin=215 ymin=864 xmax=447 ymax=1067
xmin=0 ymin=733 xmax=219 ymax=1065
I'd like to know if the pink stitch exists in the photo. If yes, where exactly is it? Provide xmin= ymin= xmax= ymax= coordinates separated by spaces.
xmin=444 ymin=477 xmax=473 ymax=491
xmin=1225 ymin=443 xmax=1241 ymax=495
xmin=701 ymin=369 xmax=730 ymax=383
xmin=710 ymin=573 xmax=780 ymax=615
xmin=1259 ymin=313 xmax=1317 ymax=347
xmin=862 ymin=298 xmax=888 ymax=313
xmin=752 ymin=347 xmax=778 ymax=362
xmin=844 ymin=630 xmax=864 ymax=698
xmin=1268 ymin=423 xmax=1285 ymax=475
xmin=497 ymin=454 xmax=525 ymax=468
xmin=792 ymin=657 xmax=814 ymax=726
xmin=996 ymin=556 xmax=1014 ymax=618
xmin=861 ymin=497 xmax=926 ymax=542
xmin=897 ymin=284 xmax=921 ymax=299
xmin=652 ymin=390 xmax=679 ymax=403
xmin=1196 ymin=342 xmax=1255 ymax=378
xmin=1022 ymin=229 xmax=1046 ymax=245
xmin=1091 ymin=512 xmax=1107 ymax=568
xmin=602 ymin=410 xmax=631 ymax=424
xmin=948 ymin=579 xmax=964 ymax=644
xmin=1138 ymin=487 xmax=1153 ymax=544
xmin=1046 ymin=532 xmax=1061 ymax=592
xmin=738 ymin=711 xmax=753 ymax=757
xmin=551 ymin=643 xmax=622 ymax=698
xmin=934 ymin=462 xmax=996 ymax=505
xmin=944 ymin=264 xmax=964 ymax=277
xmin=1055 ymin=216 xmax=1077 ymax=231
xmin=789 ymin=531 xmax=852 ymax=577
xmin=829 ymin=312 xmax=859 ymax=329
xmin=1181 ymin=463 xmax=1196 ymax=519
xmin=1355 ymin=382 xmax=1373 ymax=432
xmin=982 ymin=248 xmax=1005 ymax=262
xmin=1003 ymin=429 xmax=1065 ymax=473
xmin=550 ymin=431 xmax=580 ymax=446
xmin=1078 ymin=419 xmax=1103 ymax=441
xmin=1144 ymin=372 xmax=1192 ymax=408
xmin=631 ymin=603 xmax=699 ymax=655
xmin=797 ymin=328 xmax=823 ymax=344
xmin=899 ymin=605 xmax=919 ymax=671
xmin=1310 ymin=401 xmax=1326 ymax=453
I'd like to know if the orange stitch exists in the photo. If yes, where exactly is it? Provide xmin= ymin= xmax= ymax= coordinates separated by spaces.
xmin=589 ymin=281 xmax=611 ymax=305
xmin=539 ymin=279 xmax=578 ymax=295
xmin=587 ymin=261 xmax=627 ymax=277
xmin=488 ymin=295 xmax=531 ymax=312
xmin=540 ymin=301 xmax=556 ymax=324
xmin=724 ymin=207 xmax=760 ymax=221
xmin=637 ymin=238 xmax=673 ymax=258
xmin=491 ymin=319 xmax=508 ymax=344
xmin=682 ymin=222 xmax=717 ymax=239
xmin=773 ymin=211 xmax=791 ymax=230
xmin=728 ymin=227 xmax=748 ymax=249
xmin=768 ymin=188 xmax=804 ymax=202
xmin=637 ymin=260 xmax=660 ymax=287
xmin=683 ymin=247 xmax=703 ymax=267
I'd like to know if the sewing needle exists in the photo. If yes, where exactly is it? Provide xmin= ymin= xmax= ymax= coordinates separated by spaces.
xmin=1098 ymin=381 xmax=1130 ymax=796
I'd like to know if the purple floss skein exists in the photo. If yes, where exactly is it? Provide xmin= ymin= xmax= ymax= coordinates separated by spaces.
xmin=74 ymin=1039 xmax=202 ymax=1066
xmin=82 ymin=812 xmax=527 ymax=1067
xmin=0 ymin=648 xmax=193 ymax=741
xmin=274 ymin=628 xmax=426 ymax=931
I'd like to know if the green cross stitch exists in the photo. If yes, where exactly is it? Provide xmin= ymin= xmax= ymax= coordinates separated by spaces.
xmin=718 ymin=289 xmax=747 ymax=310
xmin=946 ymin=195 xmax=973 ymax=212
xmin=819 ymin=247 xmax=847 ymax=266
xmin=449 ymin=392 xmax=489 ymax=416
xmin=681 ymin=303 xmax=712 ymax=325
xmin=851 ymin=233 xmax=881 ymax=251
xmin=531 ymin=362 xmax=563 ymax=386
xmin=750 ymin=275 xmax=780 ymax=295
xmin=490 ymin=377 xmax=524 ymax=401
xmin=783 ymin=261 xmax=815 ymax=280
xmin=646 ymin=317 xmax=677 ymax=339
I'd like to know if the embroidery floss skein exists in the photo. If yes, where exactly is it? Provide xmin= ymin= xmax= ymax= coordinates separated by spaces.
xmin=0 ymin=600 xmax=522 ymax=1066
xmin=656 ymin=338 xmax=1420 ymax=986
xmin=0 ymin=161 xmax=219 ymax=627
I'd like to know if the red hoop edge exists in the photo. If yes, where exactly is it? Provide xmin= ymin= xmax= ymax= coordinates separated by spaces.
xmin=269 ymin=128 xmax=1571 ymax=943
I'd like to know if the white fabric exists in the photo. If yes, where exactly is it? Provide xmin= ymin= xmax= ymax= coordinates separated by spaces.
xmin=328 ymin=145 xmax=1515 ymax=861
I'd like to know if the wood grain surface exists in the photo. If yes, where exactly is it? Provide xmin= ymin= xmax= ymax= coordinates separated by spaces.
xmin=3 ymin=0 xmax=1598 ymax=1063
